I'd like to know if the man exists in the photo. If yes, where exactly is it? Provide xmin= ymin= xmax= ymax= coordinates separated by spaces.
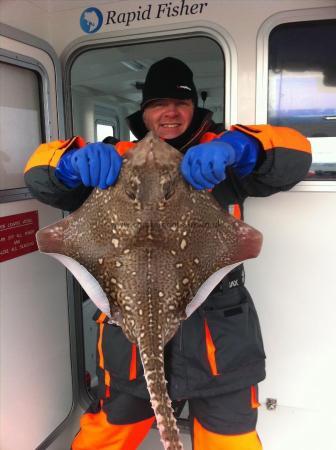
xmin=25 ymin=57 xmax=312 ymax=450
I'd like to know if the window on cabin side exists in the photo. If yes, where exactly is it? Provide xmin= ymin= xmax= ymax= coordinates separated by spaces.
xmin=268 ymin=20 xmax=336 ymax=177
xmin=0 ymin=62 xmax=43 ymax=190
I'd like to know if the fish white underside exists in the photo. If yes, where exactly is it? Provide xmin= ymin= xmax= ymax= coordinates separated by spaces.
xmin=47 ymin=252 xmax=113 ymax=320
xmin=185 ymin=260 xmax=243 ymax=317
xmin=45 ymin=252 xmax=243 ymax=320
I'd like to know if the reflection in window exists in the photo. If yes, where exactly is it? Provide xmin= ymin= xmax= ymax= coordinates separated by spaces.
xmin=269 ymin=71 xmax=336 ymax=135
xmin=268 ymin=20 xmax=336 ymax=177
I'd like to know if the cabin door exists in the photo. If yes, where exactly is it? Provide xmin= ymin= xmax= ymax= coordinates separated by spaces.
xmin=0 ymin=27 xmax=74 ymax=450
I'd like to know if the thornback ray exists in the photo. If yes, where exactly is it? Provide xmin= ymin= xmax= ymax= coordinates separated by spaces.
xmin=36 ymin=132 xmax=263 ymax=450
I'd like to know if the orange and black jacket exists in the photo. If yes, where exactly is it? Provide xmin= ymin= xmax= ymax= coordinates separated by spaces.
xmin=24 ymin=107 xmax=311 ymax=400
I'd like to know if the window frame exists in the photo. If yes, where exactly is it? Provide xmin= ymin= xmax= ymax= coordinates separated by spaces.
xmin=0 ymin=50 xmax=50 ymax=202
xmin=68 ymin=33 xmax=227 ymax=143
xmin=256 ymin=6 xmax=336 ymax=192
xmin=62 ymin=22 xmax=238 ymax=138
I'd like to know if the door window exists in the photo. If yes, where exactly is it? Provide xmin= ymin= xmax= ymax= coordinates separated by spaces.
xmin=0 ymin=62 xmax=43 ymax=190
xmin=70 ymin=36 xmax=225 ymax=143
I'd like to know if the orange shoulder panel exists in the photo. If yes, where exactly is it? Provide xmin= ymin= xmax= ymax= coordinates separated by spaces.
xmin=24 ymin=136 xmax=86 ymax=173
xmin=199 ymin=132 xmax=219 ymax=143
xmin=231 ymin=124 xmax=311 ymax=154
xmin=115 ymin=141 xmax=137 ymax=156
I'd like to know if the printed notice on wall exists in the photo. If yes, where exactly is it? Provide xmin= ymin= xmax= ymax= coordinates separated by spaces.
xmin=0 ymin=211 xmax=39 ymax=262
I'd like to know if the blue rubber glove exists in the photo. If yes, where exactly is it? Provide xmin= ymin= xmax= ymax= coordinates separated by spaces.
xmin=55 ymin=143 xmax=122 ymax=190
xmin=180 ymin=131 xmax=260 ymax=190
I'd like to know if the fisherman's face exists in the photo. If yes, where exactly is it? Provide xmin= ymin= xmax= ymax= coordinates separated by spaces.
xmin=143 ymin=98 xmax=194 ymax=140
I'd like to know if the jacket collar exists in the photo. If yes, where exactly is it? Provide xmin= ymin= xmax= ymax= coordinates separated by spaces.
xmin=126 ymin=107 xmax=215 ymax=153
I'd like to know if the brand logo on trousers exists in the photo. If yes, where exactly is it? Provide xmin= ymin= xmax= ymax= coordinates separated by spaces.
xmin=229 ymin=279 xmax=239 ymax=288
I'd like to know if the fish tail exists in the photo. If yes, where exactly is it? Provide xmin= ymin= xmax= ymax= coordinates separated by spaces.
xmin=138 ymin=339 xmax=183 ymax=450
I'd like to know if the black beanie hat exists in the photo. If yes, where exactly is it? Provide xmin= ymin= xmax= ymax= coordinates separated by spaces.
xmin=141 ymin=57 xmax=198 ymax=109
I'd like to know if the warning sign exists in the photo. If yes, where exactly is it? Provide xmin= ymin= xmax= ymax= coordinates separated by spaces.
xmin=0 ymin=211 xmax=39 ymax=262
